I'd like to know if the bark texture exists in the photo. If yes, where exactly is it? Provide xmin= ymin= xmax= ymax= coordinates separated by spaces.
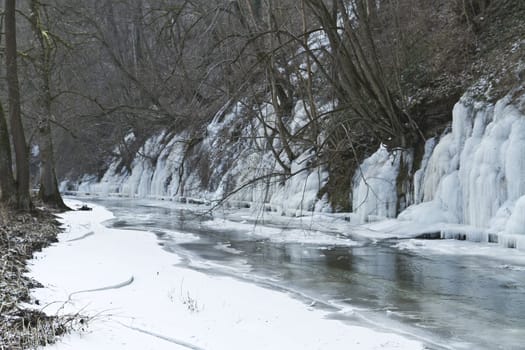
xmin=5 ymin=0 xmax=32 ymax=210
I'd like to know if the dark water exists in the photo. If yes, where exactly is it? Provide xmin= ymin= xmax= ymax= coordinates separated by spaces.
xmin=85 ymin=198 xmax=525 ymax=350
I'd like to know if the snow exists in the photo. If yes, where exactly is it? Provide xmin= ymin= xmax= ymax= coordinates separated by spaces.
xmin=352 ymin=146 xmax=403 ymax=223
xmin=398 ymin=201 xmax=458 ymax=224
xmin=203 ymin=217 xmax=360 ymax=247
xmin=505 ymin=195 xmax=525 ymax=235
xmin=394 ymin=238 xmax=525 ymax=266
xmin=397 ymin=91 xmax=525 ymax=249
xmin=269 ymin=151 xmax=328 ymax=216
xmin=69 ymin=85 xmax=525 ymax=253
xmin=26 ymin=199 xmax=424 ymax=350
xmin=73 ymin=97 xmax=329 ymax=217
xmin=412 ymin=137 xmax=436 ymax=204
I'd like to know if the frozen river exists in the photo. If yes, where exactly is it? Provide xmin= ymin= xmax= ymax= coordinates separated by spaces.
xmin=90 ymin=197 xmax=525 ymax=350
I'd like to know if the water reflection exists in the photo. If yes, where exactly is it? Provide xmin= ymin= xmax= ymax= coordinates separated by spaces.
xmin=89 ymin=198 xmax=525 ymax=350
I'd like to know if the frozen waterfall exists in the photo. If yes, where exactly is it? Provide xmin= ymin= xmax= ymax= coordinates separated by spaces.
xmin=72 ymin=91 xmax=525 ymax=249
xmin=399 ymin=92 xmax=525 ymax=249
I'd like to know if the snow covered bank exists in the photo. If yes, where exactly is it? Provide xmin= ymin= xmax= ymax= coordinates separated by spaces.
xmin=26 ymin=200 xmax=424 ymax=350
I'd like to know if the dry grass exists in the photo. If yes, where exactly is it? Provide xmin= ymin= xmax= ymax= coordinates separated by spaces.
xmin=0 ymin=203 xmax=79 ymax=349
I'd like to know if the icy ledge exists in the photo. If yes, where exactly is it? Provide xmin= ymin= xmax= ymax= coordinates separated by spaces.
xmin=26 ymin=199 xmax=424 ymax=350
xmin=68 ymin=90 xmax=525 ymax=250
xmin=396 ymin=91 xmax=525 ymax=250
xmin=71 ymin=102 xmax=330 ymax=217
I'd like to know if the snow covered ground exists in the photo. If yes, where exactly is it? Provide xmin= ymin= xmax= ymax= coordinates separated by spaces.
xmin=26 ymin=199 xmax=424 ymax=350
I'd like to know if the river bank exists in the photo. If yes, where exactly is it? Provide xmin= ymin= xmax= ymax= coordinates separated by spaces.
xmin=0 ymin=202 xmax=67 ymax=349
xmin=25 ymin=199 xmax=425 ymax=349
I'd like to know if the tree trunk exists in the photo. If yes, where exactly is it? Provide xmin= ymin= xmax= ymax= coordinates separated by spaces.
xmin=30 ymin=0 xmax=69 ymax=210
xmin=5 ymin=0 xmax=32 ymax=210
xmin=0 ymin=102 xmax=17 ymax=204
xmin=38 ymin=119 xmax=68 ymax=209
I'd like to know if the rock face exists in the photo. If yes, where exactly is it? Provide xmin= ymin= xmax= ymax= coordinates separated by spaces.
xmin=398 ymin=90 xmax=525 ymax=248
xmin=72 ymin=89 xmax=525 ymax=248
xmin=415 ymin=95 xmax=525 ymax=224
xmin=73 ymin=102 xmax=330 ymax=216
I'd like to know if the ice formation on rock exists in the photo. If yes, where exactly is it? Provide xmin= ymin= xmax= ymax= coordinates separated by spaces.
xmin=73 ymin=90 xmax=525 ymax=248
xmin=401 ymin=92 xmax=525 ymax=249
xmin=351 ymin=146 xmax=403 ymax=223
xmin=75 ymin=101 xmax=328 ymax=216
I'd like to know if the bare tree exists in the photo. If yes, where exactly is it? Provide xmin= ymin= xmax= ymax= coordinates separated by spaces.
xmin=5 ymin=0 xmax=32 ymax=210
xmin=0 ymin=102 xmax=17 ymax=204
xmin=27 ymin=0 xmax=68 ymax=209
xmin=9 ymin=0 xmax=507 ymax=213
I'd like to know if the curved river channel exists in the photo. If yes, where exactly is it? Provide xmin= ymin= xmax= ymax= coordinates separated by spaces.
xmin=86 ymin=197 xmax=525 ymax=350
